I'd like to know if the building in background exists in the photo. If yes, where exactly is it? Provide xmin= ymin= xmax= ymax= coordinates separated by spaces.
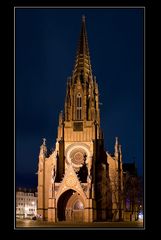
xmin=37 ymin=16 xmax=124 ymax=223
xmin=16 ymin=187 xmax=37 ymax=219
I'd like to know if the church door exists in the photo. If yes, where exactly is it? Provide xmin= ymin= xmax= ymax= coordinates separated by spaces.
xmin=57 ymin=190 xmax=84 ymax=222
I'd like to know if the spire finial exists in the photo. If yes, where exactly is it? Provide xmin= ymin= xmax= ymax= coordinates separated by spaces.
xmin=114 ymin=137 xmax=119 ymax=157
xmin=82 ymin=15 xmax=85 ymax=22
xmin=43 ymin=138 xmax=46 ymax=145
xmin=115 ymin=137 xmax=118 ymax=145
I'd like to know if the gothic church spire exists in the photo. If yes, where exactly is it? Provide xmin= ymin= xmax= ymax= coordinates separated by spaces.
xmin=72 ymin=15 xmax=93 ymax=83
xmin=64 ymin=16 xmax=100 ymax=124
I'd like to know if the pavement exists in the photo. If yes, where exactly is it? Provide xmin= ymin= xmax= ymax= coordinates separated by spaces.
xmin=16 ymin=219 xmax=144 ymax=229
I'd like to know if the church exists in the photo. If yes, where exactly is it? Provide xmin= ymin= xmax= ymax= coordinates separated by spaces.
xmin=37 ymin=16 xmax=123 ymax=223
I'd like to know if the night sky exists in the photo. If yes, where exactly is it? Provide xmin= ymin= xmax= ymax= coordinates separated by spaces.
xmin=15 ymin=8 xmax=144 ymax=188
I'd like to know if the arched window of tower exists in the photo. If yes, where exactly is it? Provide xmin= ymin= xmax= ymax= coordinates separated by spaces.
xmin=76 ymin=93 xmax=82 ymax=120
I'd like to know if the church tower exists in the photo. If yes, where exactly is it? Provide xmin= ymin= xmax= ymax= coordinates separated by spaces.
xmin=37 ymin=16 xmax=123 ymax=222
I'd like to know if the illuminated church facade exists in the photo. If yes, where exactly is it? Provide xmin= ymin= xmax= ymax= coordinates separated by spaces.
xmin=37 ymin=16 xmax=123 ymax=222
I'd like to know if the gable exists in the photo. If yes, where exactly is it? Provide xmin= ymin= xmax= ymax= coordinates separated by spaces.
xmin=55 ymin=164 xmax=87 ymax=202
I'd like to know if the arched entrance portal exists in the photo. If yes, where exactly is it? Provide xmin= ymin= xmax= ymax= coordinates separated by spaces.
xmin=57 ymin=190 xmax=84 ymax=222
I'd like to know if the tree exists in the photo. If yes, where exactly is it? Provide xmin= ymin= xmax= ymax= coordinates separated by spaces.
xmin=123 ymin=172 xmax=142 ymax=220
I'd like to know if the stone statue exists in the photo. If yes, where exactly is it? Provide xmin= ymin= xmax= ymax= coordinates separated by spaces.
xmin=87 ymin=174 xmax=92 ymax=185
xmin=87 ymin=174 xmax=92 ymax=198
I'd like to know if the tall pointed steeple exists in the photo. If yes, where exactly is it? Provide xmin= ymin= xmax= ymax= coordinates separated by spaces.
xmin=72 ymin=15 xmax=93 ymax=83
xmin=64 ymin=16 xmax=100 ymax=124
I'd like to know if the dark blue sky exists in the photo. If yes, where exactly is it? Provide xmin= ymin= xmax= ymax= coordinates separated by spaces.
xmin=16 ymin=8 xmax=144 ymax=188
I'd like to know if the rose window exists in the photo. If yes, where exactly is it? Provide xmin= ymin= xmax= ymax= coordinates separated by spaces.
xmin=72 ymin=152 xmax=84 ymax=165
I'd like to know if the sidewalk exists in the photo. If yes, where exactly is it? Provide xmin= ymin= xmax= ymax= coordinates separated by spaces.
xmin=16 ymin=219 xmax=144 ymax=229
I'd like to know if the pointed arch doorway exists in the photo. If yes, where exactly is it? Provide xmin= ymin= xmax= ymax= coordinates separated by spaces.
xmin=57 ymin=189 xmax=84 ymax=222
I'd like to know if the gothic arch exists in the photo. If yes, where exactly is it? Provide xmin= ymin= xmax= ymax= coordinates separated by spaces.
xmin=56 ymin=186 xmax=86 ymax=206
xmin=57 ymin=189 xmax=85 ymax=222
